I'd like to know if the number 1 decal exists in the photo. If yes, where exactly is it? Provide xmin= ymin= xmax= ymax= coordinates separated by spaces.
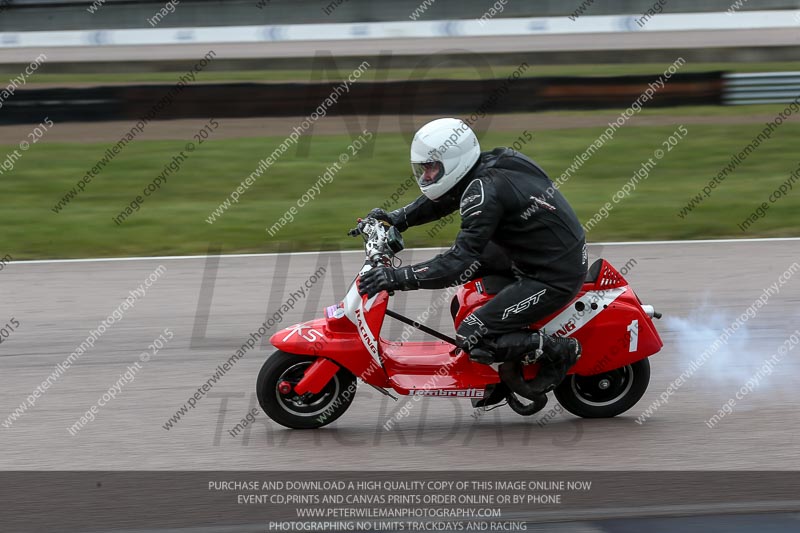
xmin=627 ymin=319 xmax=639 ymax=352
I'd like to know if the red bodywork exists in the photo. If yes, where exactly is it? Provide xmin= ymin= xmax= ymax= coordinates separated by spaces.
xmin=271 ymin=260 xmax=663 ymax=397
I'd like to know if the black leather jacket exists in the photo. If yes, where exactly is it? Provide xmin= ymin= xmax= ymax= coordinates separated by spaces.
xmin=390 ymin=148 xmax=587 ymax=289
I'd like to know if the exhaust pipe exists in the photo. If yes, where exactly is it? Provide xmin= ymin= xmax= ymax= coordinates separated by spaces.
xmin=642 ymin=305 xmax=662 ymax=319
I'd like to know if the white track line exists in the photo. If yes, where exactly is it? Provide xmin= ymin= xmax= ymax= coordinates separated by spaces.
xmin=11 ymin=237 xmax=800 ymax=265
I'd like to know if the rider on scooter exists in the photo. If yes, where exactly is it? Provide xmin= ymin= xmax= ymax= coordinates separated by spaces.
xmin=353 ymin=118 xmax=587 ymax=401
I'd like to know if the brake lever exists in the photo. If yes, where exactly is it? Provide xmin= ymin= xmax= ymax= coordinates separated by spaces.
xmin=347 ymin=218 xmax=363 ymax=237
xmin=349 ymin=217 xmax=375 ymax=237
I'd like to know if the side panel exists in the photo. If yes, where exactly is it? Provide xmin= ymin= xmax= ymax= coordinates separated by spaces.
xmin=557 ymin=292 xmax=663 ymax=375
xmin=535 ymin=287 xmax=627 ymax=337
xmin=452 ymin=279 xmax=662 ymax=376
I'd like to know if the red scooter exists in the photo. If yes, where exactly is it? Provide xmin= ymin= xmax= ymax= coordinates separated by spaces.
xmin=257 ymin=218 xmax=663 ymax=429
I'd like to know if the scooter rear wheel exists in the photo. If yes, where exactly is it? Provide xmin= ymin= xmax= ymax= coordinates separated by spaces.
xmin=257 ymin=350 xmax=357 ymax=429
xmin=553 ymin=358 xmax=650 ymax=418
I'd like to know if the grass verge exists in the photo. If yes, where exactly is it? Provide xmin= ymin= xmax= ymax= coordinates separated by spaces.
xmin=2 ymin=118 xmax=798 ymax=259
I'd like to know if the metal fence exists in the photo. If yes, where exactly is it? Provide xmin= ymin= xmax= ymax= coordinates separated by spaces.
xmin=724 ymin=72 xmax=800 ymax=105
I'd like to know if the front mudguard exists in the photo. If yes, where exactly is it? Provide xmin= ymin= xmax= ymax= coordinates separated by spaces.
xmin=270 ymin=319 xmax=389 ymax=389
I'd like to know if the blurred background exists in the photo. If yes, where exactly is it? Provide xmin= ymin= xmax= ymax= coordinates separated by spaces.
xmin=1 ymin=0 xmax=798 ymax=258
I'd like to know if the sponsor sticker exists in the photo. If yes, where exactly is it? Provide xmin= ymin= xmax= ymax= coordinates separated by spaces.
xmin=410 ymin=388 xmax=485 ymax=398
xmin=326 ymin=303 xmax=346 ymax=319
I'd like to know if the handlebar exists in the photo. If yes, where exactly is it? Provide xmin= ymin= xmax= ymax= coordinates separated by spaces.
xmin=350 ymin=217 xmax=404 ymax=265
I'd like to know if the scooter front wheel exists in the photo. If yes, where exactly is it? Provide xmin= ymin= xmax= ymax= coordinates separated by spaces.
xmin=257 ymin=350 xmax=357 ymax=429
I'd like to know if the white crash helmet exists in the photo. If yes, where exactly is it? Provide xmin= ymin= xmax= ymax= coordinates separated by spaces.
xmin=410 ymin=118 xmax=480 ymax=200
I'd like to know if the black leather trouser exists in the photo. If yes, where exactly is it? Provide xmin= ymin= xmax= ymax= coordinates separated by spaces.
xmin=454 ymin=243 xmax=584 ymax=358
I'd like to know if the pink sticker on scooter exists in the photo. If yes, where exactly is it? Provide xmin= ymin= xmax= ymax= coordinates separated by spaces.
xmin=326 ymin=303 xmax=346 ymax=319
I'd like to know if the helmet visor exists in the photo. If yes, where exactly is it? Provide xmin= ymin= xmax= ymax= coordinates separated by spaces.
xmin=412 ymin=161 xmax=445 ymax=188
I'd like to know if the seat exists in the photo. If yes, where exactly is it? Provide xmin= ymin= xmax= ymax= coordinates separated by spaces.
xmin=585 ymin=259 xmax=603 ymax=283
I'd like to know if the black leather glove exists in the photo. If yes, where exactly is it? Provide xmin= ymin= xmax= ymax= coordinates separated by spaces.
xmin=365 ymin=208 xmax=393 ymax=224
xmin=358 ymin=266 xmax=417 ymax=298
xmin=358 ymin=266 xmax=399 ymax=298
xmin=348 ymin=208 xmax=395 ymax=236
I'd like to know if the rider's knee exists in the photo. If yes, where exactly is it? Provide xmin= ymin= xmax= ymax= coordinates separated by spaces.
xmin=456 ymin=314 xmax=488 ymax=351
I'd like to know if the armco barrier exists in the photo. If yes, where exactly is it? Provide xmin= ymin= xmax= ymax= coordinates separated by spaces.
xmin=723 ymin=72 xmax=800 ymax=105
xmin=0 ymin=72 xmax=723 ymax=125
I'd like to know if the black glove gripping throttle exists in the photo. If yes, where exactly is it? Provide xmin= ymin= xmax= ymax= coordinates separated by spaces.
xmin=365 ymin=208 xmax=393 ymax=224
xmin=347 ymin=208 xmax=396 ymax=236
xmin=357 ymin=266 xmax=418 ymax=298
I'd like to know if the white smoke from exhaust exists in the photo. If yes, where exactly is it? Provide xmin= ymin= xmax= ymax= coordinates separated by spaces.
xmin=663 ymin=298 xmax=796 ymax=403
xmin=664 ymin=304 xmax=755 ymax=387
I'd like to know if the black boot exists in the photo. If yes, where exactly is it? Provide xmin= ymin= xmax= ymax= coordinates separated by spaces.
xmin=496 ymin=333 xmax=581 ymax=397
xmin=467 ymin=331 xmax=536 ymax=364
xmin=499 ymin=359 xmax=548 ymax=403
xmin=489 ymin=331 xmax=541 ymax=362
xmin=467 ymin=347 xmax=495 ymax=365
xmin=527 ymin=336 xmax=581 ymax=394
xmin=470 ymin=333 xmax=581 ymax=393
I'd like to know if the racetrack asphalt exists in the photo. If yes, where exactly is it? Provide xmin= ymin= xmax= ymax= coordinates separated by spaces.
xmin=1 ymin=238 xmax=799 ymax=472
